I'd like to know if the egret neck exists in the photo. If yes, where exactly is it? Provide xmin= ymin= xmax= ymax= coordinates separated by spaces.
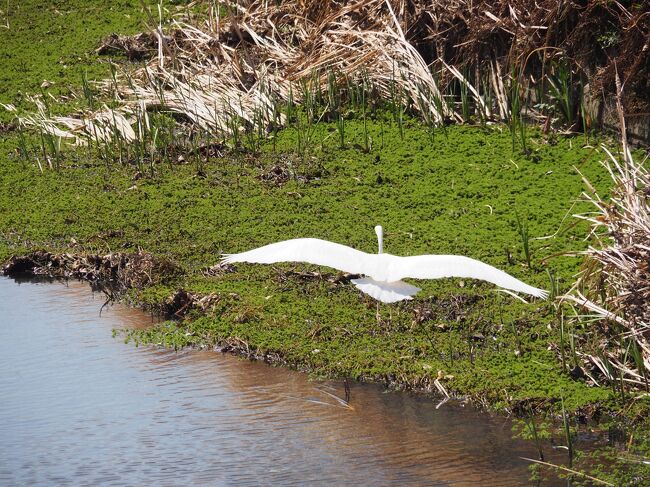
xmin=375 ymin=225 xmax=384 ymax=254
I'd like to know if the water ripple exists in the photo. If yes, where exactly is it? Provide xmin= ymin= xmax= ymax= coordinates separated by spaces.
xmin=0 ymin=277 xmax=556 ymax=486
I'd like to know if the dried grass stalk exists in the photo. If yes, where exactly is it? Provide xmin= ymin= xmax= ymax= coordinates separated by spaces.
xmin=562 ymin=75 xmax=649 ymax=384
xmin=9 ymin=1 xmax=649 ymax=147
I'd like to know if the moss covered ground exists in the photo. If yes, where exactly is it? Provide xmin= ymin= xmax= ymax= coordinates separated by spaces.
xmin=0 ymin=0 xmax=156 ymax=122
xmin=0 ymin=120 xmax=610 ymax=401
xmin=1 ymin=1 xmax=649 ymax=483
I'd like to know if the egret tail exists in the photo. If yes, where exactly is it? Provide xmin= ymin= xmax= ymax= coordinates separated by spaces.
xmin=351 ymin=278 xmax=421 ymax=303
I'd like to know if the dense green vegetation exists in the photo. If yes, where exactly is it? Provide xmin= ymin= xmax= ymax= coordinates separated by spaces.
xmin=0 ymin=118 xmax=612 ymax=407
xmin=1 ymin=1 xmax=648 ymax=484
xmin=0 ymin=0 xmax=153 ymax=122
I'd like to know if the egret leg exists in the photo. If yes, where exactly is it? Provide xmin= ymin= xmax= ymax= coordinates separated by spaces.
xmin=382 ymin=306 xmax=392 ymax=330
xmin=374 ymin=302 xmax=394 ymax=331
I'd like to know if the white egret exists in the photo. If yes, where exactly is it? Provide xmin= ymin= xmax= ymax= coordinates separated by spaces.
xmin=222 ymin=226 xmax=548 ymax=303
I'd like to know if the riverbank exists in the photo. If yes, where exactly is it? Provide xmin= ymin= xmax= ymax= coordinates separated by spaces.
xmin=1 ymin=1 xmax=649 ymax=484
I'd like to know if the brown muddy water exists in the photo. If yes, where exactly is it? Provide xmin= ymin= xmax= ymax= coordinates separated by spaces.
xmin=0 ymin=277 xmax=562 ymax=486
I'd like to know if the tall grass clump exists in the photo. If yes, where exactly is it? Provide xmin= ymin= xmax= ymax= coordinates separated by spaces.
xmin=562 ymin=79 xmax=650 ymax=396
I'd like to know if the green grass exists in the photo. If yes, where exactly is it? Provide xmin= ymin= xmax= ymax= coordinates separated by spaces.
xmin=0 ymin=0 xmax=155 ymax=121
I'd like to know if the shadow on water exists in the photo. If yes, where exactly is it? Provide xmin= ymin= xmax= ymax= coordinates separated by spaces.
xmin=0 ymin=277 xmax=566 ymax=486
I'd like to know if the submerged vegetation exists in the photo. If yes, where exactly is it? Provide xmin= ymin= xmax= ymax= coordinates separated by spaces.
xmin=1 ymin=0 xmax=649 ymax=483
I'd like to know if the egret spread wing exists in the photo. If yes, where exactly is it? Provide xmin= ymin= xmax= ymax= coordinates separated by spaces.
xmin=222 ymin=238 xmax=372 ymax=275
xmin=388 ymin=255 xmax=548 ymax=298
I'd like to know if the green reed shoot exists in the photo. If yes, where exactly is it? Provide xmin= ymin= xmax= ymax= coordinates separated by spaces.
xmin=525 ymin=410 xmax=545 ymax=461
xmin=336 ymin=109 xmax=345 ymax=149
xmin=39 ymin=89 xmax=51 ymax=118
xmin=270 ymin=93 xmax=280 ymax=152
xmin=301 ymin=78 xmax=314 ymax=125
xmin=460 ymin=71 xmax=470 ymax=121
xmin=509 ymin=66 xmax=529 ymax=153
xmin=396 ymin=85 xmax=404 ymax=140
xmin=628 ymin=339 xmax=649 ymax=392
xmin=619 ymin=367 xmax=626 ymax=403
xmin=559 ymin=310 xmax=567 ymax=372
xmin=286 ymin=85 xmax=295 ymax=125
xmin=547 ymin=61 xmax=574 ymax=126
xmin=569 ymin=328 xmax=578 ymax=369
xmin=481 ymin=73 xmax=493 ymax=127
xmin=579 ymin=79 xmax=589 ymax=142
xmin=361 ymin=77 xmax=370 ymax=153
xmin=325 ymin=70 xmax=346 ymax=148
xmin=430 ymin=68 xmax=448 ymax=138
xmin=82 ymin=71 xmax=95 ymax=111
xmin=244 ymin=108 xmax=258 ymax=152
xmin=561 ymin=397 xmax=574 ymax=469
xmin=599 ymin=352 xmax=619 ymax=397
xmin=387 ymin=64 xmax=406 ymax=140
xmin=109 ymin=62 xmax=119 ymax=99
xmin=110 ymin=110 xmax=126 ymax=165
xmin=509 ymin=66 xmax=521 ymax=150
xmin=37 ymin=129 xmax=48 ymax=169
xmin=38 ymin=129 xmax=62 ymax=170
xmin=510 ymin=318 xmax=522 ymax=356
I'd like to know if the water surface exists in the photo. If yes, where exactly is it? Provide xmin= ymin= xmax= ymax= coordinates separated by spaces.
xmin=0 ymin=277 xmax=554 ymax=485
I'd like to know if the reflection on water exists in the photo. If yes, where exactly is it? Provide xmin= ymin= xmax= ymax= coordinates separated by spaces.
xmin=0 ymin=277 xmax=553 ymax=486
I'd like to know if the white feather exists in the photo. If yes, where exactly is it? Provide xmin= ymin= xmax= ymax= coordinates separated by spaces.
xmin=222 ymin=238 xmax=371 ymax=275
xmin=222 ymin=229 xmax=548 ymax=303
xmin=385 ymin=255 xmax=548 ymax=299
xmin=351 ymin=278 xmax=421 ymax=303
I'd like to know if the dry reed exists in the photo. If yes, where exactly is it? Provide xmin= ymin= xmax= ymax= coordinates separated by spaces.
xmin=13 ymin=1 xmax=647 ymax=147
xmin=562 ymin=74 xmax=649 ymax=390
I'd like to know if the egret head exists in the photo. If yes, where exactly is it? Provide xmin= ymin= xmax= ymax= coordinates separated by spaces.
xmin=374 ymin=225 xmax=383 ymax=254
